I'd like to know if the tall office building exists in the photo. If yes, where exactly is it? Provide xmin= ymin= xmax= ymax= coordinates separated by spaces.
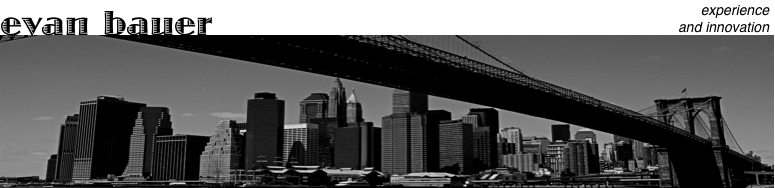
xmin=574 ymin=128 xmax=596 ymax=143
xmin=467 ymin=108 xmax=499 ymax=172
xmin=408 ymin=110 xmax=450 ymax=173
xmin=46 ymin=155 xmax=57 ymax=182
xmin=562 ymin=141 xmax=600 ymax=176
xmin=551 ymin=124 xmax=571 ymax=142
xmin=391 ymin=89 xmax=428 ymax=114
xmin=245 ymin=92 xmax=285 ymax=171
xmin=335 ymin=122 xmax=380 ymax=169
xmin=299 ymin=93 xmax=328 ymax=123
xmin=381 ymin=113 xmax=411 ymax=174
xmin=308 ymin=117 xmax=339 ymax=167
xmin=283 ymin=124 xmax=319 ymax=165
xmin=499 ymin=127 xmax=523 ymax=154
xmin=151 ymin=135 xmax=209 ymax=181
xmin=439 ymin=120 xmax=474 ymax=175
xmin=199 ymin=120 xmax=243 ymax=182
xmin=613 ymin=141 xmax=634 ymax=169
xmin=381 ymin=89 xmax=435 ymax=174
xmin=328 ymin=78 xmax=347 ymax=120
xmin=122 ymin=107 xmax=173 ymax=181
xmin=72 ymin=96 xmax=146 ymax=181
xmin=55 ymin=114 xmax=78 ymax=182
xmin=346 ymin=90 xmax=364 ymax=123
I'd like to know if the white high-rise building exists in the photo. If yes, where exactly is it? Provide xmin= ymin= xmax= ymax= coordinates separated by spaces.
xmin=199 ymin=120 xmax=243 ymax=183
xmin=499 ymin=127 xmax=523 ymax=153
xmin=283 ymin=123 xmax=319 ymax=165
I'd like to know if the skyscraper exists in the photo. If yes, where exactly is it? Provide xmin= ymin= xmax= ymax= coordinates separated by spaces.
xmin=123 ymin=107 xmax=173 ymax=181
xmin=328 ymin=78 xmax=347 ymax=121
xmin=468 ymin=108 xmax=499 ymax=172
xmin=152 ymin=135 xmax=209 ymax=181
xmin=346 ymin=90 xmax=363 ymax=123
xmin=335 ymin=122 xmax=380 ymax=169
xmin=562 ymin=141 xmax=600 ymax=176
xmin=438 ymin=120 xmax=474 ymax=175
xmin=391 ymin=89 xmax=428 ymax=114
xmin=551 ymin=124 xmax=571 ymax=142
xmin=283 ymin=124 xmax=319 ymax=165
xmin=381 ymin=89 xmax=434 ymax=174
xmin=46 ymin=155 xmax=57 ymax=182
xmin=55 ymin=114 xmax=78 ymax=182
xmin=381 ymin=113 xmax=411 ymax=174
xmin=299 ymin=93 xmax=328 ymax=123
xmin=199 ymin=120 xmax=243 ymax=182
xmin=245 ymin=92 xmax=285 ymax=171
xmin=72 ymin=96 xmax=146 ymax=181
xmin=407 ymin=110 xmax=451 ymax=173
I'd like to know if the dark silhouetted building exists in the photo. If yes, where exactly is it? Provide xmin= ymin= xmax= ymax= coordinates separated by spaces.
xmin=300 ymin=93 xmax=328 ymax=123
xmin=151 ymin=135 xmax=209 ymax=181
xmin=308 ymin=117 xmax=339 ymax=167
xmin=562 ymin=141 xmax=600 ymax=176
xmin=199 ymin=120 xmax=244 ymax=182
xmin=391 ymin=89 xmax=427 ymax=114
xmin=439 ymin=120 xmax=474 ymax=175
xmin=551 ymin=124 xmax=570 ymax=142
xmin=613 ymin=141 xmax=633 ymax=169
xmin=55 ymin=114 xmax=78 ymax=182
xmin=467 ymin=108 xmax=499 ymax=172
xmin=46 ymin=154 xmax=57 ymax=181
xmin=72 ymin=96 xmax=146 ymax=181
xmin=122 ymin=107 xmax=173 ymax=181
xmin=334 ymin=122 xmax=380 ymax=169
xmin=416 ymin=110 xmax=452 ymax=172
xmin=245 ymin=92 xmax=285 ymax=171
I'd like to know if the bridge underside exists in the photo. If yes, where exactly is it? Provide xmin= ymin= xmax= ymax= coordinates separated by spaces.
xmin=107 ymin=36 xmax=742 ymax=187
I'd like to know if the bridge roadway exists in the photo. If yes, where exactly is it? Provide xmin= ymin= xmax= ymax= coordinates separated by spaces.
xmin=103 ymin=35 xmax=748 ymax=187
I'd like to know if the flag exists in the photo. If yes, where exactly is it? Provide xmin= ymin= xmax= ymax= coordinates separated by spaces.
xmin=681 ymin=88 xmax=686 ymax=93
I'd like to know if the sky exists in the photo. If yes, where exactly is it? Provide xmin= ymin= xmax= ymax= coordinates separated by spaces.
xmin=0 ymin=36 xmax=772 ymax=177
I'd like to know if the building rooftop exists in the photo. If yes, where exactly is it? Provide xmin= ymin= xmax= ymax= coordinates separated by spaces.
xmin=303 ymin=93 xmax=328 ymax=101
xmin=403 ymin=172 xmax=459 ymax=178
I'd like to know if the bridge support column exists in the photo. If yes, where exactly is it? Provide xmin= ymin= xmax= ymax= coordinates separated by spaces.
xmin=656 ymin=147 xmax=678 ymax=187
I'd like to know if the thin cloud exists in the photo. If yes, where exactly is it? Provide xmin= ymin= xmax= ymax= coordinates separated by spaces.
xmin=5 ymin=149 xmax=51 ymax=156
xmin=210 ymin=112 xmax=246 ymax=119
xmin=765 ymin=52 xmax=773 ymax=56
xmin=712 ymin=46 xmax=732 ymax=53
xmin=32 ymin=116 xmax=53 ymax=121
xmin=181 ymin=113 xmax=195 ymax=117
xmin=647 ymin=56 xmax=662 ymax=60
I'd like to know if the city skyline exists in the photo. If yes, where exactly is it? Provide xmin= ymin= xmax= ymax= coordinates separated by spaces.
xmin=0 ymin=36 xmax=771 ymax=177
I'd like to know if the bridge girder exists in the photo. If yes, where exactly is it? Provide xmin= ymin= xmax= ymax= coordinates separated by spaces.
xmin=104 ymin=35 xmax=733 ymax=187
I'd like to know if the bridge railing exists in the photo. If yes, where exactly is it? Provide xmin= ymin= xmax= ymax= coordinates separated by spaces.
xmin=346 ymin=35 xmax=709 ymax=144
